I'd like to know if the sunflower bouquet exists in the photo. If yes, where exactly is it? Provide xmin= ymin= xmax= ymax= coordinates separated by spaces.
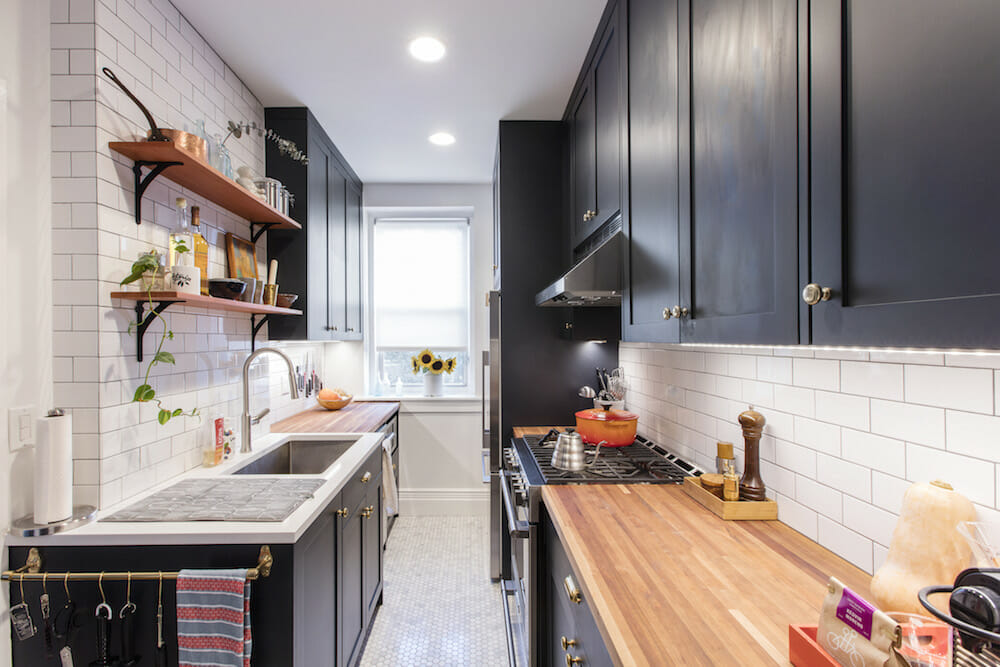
xmin=411 ymin=349 xmax=457 ymax=375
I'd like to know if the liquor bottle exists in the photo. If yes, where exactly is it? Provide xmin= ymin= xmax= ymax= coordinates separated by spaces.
xmin=190 ymin=205 xmax=209 ymax=295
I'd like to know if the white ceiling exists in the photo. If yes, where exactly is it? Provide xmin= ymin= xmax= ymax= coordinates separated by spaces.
xmin=171 ymin=0 xmax=608 ymax=184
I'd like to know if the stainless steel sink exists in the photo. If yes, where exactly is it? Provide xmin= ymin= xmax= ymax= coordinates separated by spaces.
xmin=231 ymin=439 xmax=356 ymax=475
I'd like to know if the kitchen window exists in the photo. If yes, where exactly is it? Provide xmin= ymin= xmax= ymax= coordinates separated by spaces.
xmin=367 ymin=218 xmax=471 ymax=394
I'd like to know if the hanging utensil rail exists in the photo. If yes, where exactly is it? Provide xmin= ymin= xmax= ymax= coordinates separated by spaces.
xmin=1 ymin=545 xmax=273 ymax=582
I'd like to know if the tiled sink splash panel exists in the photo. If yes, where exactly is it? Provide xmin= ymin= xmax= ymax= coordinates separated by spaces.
xmin=102 ymin=478 xmax=325 ymax=522
xmin=50 ymin=0 xmax=325 ymax=510
xmin=620 ymin=342 xmax=1000 ymax=574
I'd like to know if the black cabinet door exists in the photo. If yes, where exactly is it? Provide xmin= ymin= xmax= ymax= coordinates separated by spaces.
xmin=623 ymin=0 xmax=682 ymax=343
xmin=570 ymin=78 xmax=597 ymax=249
xmin=678 ymin=0 xmax=799 ymax=344
xmin=345 ymin=182 xmax=363 ymax=338
xmin=305 ymin=138 xmax=332 ymax=340
xmin=339 ymin=502 xmax=363 ymax=667
xmin=593 ymin=2 xmax=622 ymax=232
xmin=327 ymin=168 xmax=347 ymax=336
xmin=294 ymin=502 xmax=337 ymax=666
xmin=809 ymin=0 xmax=1000 ymax=348
xmin=361 ymin=480 xmax=383 ymax=623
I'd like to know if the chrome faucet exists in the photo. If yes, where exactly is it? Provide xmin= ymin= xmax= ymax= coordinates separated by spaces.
xmin=241 ymin=347 xmax=300 ymax=453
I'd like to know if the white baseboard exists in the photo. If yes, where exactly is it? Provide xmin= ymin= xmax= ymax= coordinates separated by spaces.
xmin=398 ymin=488 xmax=489 ymax=516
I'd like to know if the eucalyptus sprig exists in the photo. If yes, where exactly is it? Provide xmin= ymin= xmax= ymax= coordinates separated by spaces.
xmin=120 ymin=252 xmax=200 ymax=425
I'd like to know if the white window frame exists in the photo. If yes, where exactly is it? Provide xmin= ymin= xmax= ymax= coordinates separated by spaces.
xmin=364 ymin=210 xmax=475 ymax=397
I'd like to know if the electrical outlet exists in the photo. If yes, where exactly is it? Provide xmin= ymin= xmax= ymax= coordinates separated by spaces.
xmin=8 ymin=406 xmax=35 ymax=451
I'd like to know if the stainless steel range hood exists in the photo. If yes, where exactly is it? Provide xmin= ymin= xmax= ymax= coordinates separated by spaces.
xmin=535 ymin=231 xmax=622 ymax=306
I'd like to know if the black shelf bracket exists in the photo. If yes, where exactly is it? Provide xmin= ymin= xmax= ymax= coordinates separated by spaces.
xmin=132 ymin=160 xmax=183 ymax=224
xmin=133 ymin=300 xmax=180 ymax=362
xmin=250 ymin=222 xmax=278 ymax=244
xmin=250 ymin=314 xmax=269 ymax=352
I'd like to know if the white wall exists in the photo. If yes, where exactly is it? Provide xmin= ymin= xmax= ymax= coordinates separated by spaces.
xmin=622 ymin=342 xmax=1000 ymax=575
xmin=50 ymin=0 xmax=322 ymax=510
xmin=359 ymin=183 xmax=493 ymax=515
xmin=1 ymin=0 xmax=54 ymax=660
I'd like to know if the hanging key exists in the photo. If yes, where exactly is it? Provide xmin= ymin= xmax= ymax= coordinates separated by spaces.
xmin=10 ymin=574 xmax=36 ymax=641
xmin=120 ymin=572 xmax=140 ymax=666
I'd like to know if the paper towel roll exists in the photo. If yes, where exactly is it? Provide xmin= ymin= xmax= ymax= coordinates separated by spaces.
xmin=34 ymin=411 xmax=73 ymax=524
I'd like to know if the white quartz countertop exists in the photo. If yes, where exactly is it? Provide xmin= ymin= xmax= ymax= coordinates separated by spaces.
xmin=4 ymin=431 xmax=384 ymax=547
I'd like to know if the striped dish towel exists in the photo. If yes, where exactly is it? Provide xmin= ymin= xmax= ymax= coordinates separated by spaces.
xmin=177 ymin=568 xmax=252 ymax=667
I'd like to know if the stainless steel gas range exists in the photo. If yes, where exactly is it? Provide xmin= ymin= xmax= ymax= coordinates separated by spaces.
xmin=499 ymin=429 xmax=702 ymax=666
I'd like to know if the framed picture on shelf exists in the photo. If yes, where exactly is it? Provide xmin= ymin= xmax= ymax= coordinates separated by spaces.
xmin=225 ymin=233 xmax=258 ymax=280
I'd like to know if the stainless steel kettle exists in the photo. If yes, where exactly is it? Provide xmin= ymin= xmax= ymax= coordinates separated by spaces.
xmin=551 ymin=430 xmax=602 ymax=472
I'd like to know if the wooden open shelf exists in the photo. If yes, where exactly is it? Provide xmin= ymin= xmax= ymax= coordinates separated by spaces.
xmin=111 ymin=291 xmax=302 ymax=316
xmin=108 ymin=141 xmax=301 ymax=230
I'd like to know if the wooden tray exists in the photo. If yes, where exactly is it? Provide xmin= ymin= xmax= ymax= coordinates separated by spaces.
xmin=683 ymin=476 xmax=778 ymax=520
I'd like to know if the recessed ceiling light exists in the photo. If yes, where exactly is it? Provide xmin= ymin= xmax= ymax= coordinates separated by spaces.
xmin=409 ymin=36 xmax=446 ymax=62
xmin=428 ymin=132 xmax=456 ymax=146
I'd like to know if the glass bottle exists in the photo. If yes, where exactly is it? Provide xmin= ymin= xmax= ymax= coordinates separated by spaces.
xmin=723 ymin=460 xmax=740 ymax=502
xmin=190 ymin=205 xmax=209 ymax=294
xmin=169 ymin=197 xmax=193 ymax=269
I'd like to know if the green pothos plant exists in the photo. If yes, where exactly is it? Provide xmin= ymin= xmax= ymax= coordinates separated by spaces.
xmin=120 ymin=251 xmax=200 ymax=425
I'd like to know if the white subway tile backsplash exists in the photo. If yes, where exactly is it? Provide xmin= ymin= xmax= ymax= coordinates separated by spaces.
xmin=870 ymin=350 xmax=944 ymax=365
xmin=775 ymin=440 xmax=817 ymax=479
xmin=871 ymin=472 xmax=911 ymax=515
xmin=841 ymin=361 xmax=903 ymax=400
xmin=794 ymin=417 xmax=840 ymax=456
xmin=774 ymin=384 xmax=815 ymax=418
xmin=870 ymin=399 xmax=945 ymax=449
xmin=945 ymin=410 xmax=1000 ymax=460
xmin=796 ymin=477 xmax=843 ymax=522
xmin=815 ymin=390 xmax=869 ymax=431
xmin=757 ymin=356 xmax=792 ymax=384
xmin=906 ymin=444 xmax=994 ymax=506
xmin=728 ymin=355 xmax=757 ymax=380
xmin=793 ymin=358 xmax=840 ymax=391
xmin=905 ymin=364 xmax=994 ymax=413
xmin=818 ymin=517 xmax=873 ymax=573
xmin=775 ymin=493 xmax=818 ymax=541
xmin=842 ymin=429 xmax=905 ymax=477
xmin=842 ymin=497 xmax=897 ymax=547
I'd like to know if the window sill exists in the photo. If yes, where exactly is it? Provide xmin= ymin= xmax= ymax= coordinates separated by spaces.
xmin=356 ymin=395 xmax=482 ymax=414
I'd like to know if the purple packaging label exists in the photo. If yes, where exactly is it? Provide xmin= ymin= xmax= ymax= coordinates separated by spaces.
xmin=836 ymin=585 xmax=875 ymax=640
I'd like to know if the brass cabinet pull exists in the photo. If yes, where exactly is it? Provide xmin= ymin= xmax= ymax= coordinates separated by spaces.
xmin=566 ymin=653 xmax=584 ymax=666
xmin=802 ymin=283 xmax=833 ymax=305
xmin=563 ymin=575 xmax=582 ymax=604
xmin=670 ymin=305 xmax=689 ymax=319
xmin=361 ymin=472 xmax=372 ymax=483
xmin=561 ymin=636 xmax=578 ymax=651
xmin=361 ymin=505 xmax=374 ymax=519
xmin=335 ymin=508 xmax=349 ymax=518
xmin=662 ymin=307 xmax=671 ymax=320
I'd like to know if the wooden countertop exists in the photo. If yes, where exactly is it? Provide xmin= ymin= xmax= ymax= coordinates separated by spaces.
xmin=541 ymin=484 xmax=872 ymax=667
xmin=271 ymin=401 xmax=399 ymax=434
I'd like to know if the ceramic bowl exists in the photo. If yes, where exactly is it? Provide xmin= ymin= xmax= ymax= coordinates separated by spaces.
xmin=316 ymin=395 xmax=352 ymax=411
xmin=275 ymin=293 xmax=298 ymax=309
xmin=208 ymin=278 xmax=247 ymax=300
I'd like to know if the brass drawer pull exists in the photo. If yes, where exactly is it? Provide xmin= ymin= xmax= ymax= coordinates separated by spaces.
xmin=563 ymin=575 xmax=582 ymax=604
xmin=361 ymin=471 xmax=372 ymax=483
xmin=361 ymin=505 xmax=375 ymax=519
xmin=561 ymin=636 xmax=578 ymax=651
xmin=335 ymin=507 xmax=349 ymax=518
xmin=566 ymin=653 xmax=584 ymax=666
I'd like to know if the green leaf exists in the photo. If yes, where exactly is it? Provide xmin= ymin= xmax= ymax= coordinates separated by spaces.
xmin=167 ymin=331 xmax=174 ymax=340
xmin=172 ymin=408 xmax=183 ymax=417
xmin=153 ymin=351 xmax=175 ymax=365
xmin=133 ymin=384 xmax=155 ymax=402
xmin=157 ymin=409 xmax=171 ymax=425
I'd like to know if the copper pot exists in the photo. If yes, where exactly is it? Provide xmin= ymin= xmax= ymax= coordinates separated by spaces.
xmin=574 ymin=408 xmax=638 ymax=447
xmin=150 ymin=129 xmax=207 ymax=162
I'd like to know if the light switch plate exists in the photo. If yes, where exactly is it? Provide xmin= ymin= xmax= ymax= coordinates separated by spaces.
xmin=8 ymin=406 xmax=35 ymax=451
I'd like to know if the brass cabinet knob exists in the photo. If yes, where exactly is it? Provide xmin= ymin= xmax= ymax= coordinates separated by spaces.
xmin=346 ymin=327 xmax=354 ymax=332
xmin=361 ymin=505 xmax=375 ymax=519
xmin=336 ymin=507 xmax=349 ymax=518
xmin=361 ymin=471 xmax=372 ymax=483
xmin=561 ymin=636 xmax=578 ymax=651
xmin=802 ymin=283 xmax=833 ymax=305
xmin=662 ymin=307 xmax=672 ymax=320
xmin=566 ymin=654 xmax=584 ymax=666
xmin=670 ymin=305 xmax=689 ymax=319
xmin=563 ymin=575 xmax=582 ymax=604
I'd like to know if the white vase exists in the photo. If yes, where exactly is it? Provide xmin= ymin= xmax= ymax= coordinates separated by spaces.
xmin=423 ymin=372 xmax=443 ymax=397
xmin=168 ymin=265 xmax=201 ymax=295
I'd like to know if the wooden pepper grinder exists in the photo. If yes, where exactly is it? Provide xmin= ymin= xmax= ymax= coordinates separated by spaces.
xmin=738 ymin=405 xmax=767 ymax=501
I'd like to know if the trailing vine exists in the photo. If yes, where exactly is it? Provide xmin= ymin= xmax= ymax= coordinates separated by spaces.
xmin=120 ymin=252 xmax=200 ymax=425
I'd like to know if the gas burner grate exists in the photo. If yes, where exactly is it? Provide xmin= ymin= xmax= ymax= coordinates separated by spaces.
xmin=521 ymin=434 xmax=691 ymax=485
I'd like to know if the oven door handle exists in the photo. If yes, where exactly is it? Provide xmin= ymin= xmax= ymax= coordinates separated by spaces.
xmin=500 ymin=470 xmax=530 ymax=538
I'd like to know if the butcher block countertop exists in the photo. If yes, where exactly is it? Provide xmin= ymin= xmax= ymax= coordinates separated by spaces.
xmin=271 ymin=401 xmax=399 ymax=434
xmin=540 ymin=483 xmax=872 ymax=667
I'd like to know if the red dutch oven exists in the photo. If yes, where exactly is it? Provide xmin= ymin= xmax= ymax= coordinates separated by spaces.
xmin=574 ymin=408 xmax=638 ymax=446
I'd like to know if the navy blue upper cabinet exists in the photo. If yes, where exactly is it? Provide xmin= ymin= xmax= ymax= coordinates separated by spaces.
xmin=265 ymin=108 xmax=363 ymax=342
xmin=809 ymin=0 xmax=1000 ymax=348
xmin=568 ymin=2 xmax=624 ymax=252
xmin=622 ymin=0 xmax=682 ymax=343
xmin=678 ymin=0 xmax=800 ymax=344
